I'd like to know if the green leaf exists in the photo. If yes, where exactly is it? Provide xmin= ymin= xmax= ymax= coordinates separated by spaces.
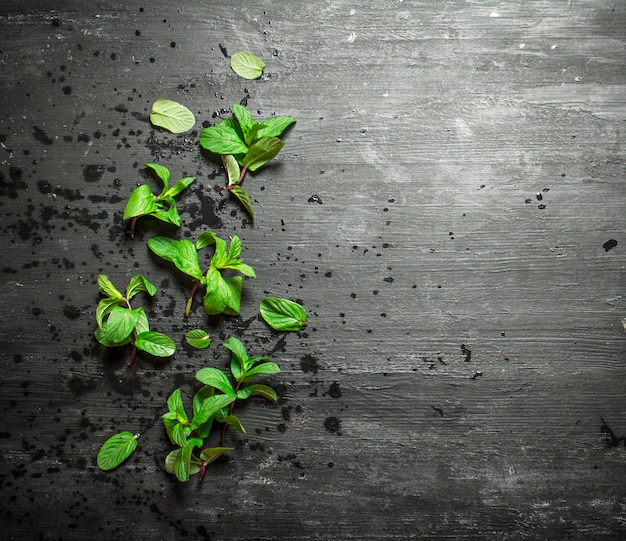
xmin=148 ymin=237 xmax=202 ymax=279
xmin=196 ymin=231 xmax=217 ymax=251
xmin=203 ymin=269 xmax=242 ymax=316
xmin=195 ymin=367 xmax=236 ymax=396
xmin=150 ymin=99 xmax=196 ymax=133
xmin=96 ymin=297 xmax=124 ymax=328
xmin=104 ymin=306 xmax=143 ymax=343
xmin=165 ymin=449 xmax=202 ymax=479
xmin=144 ymin=162 xmax=171 ymax=191
xmin=98 ymin=274 xmax=124 ymax=300
xmin=125 ymin=274 xmax=157 ymax=300
xmin=248 ymin=384 xmax=279 ymax=402
xmin=230 ymin=51 xmax=265 ymax=80
xmin=231 ymin=103 xmax=254 ymax=130
xmin=260 ymin=297 xmax=307 ymax=331
xmin=97 ymin=431 xmax=139 ymax=471
xmin=166 ymin=388 xmax=188 ymax=423
xmin=255 ymin=116 xmax=296 ymax=141
xmin=223 ymin=415 xmax=246 ymax=433
xmin=223 ymin=336 xmax=248 ymax=380
xmin=123 ymin=184 xmax=158 ymax=221
xmin=164 ymin=420 xmax=190 ymax=447
xmin=221 ymin=154 xmax=241 ymax=187
xmin=242 ymin=361 xmax=281 ymax=381
xmin=230 ymin=186 xmax=254 ymax=220
xmin=185 ymin=329 xmax=211 ymax=349
xmin=199 ymin=447 xmax=234 ymax=466
xmin=135 ymin=331 xmax=176 ymax=358
xmin=199 ymin=123 xmax=248 ymax=155
xmin=94 ymin=325 xmax=131 ymax=348
xmin=170 ymin=438 xmax=203 ymax=482
xmin=242 ymin=136 xmax=285 ymax=172
xmin=192 ymin=394 xmax=236 ymax=427
xmin=135 ymin=308 xmax=150 ymax=335
xmin=164 ymin=176 xmax=195 ymax=198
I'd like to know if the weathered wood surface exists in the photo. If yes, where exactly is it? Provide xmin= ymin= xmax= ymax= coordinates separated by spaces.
xmin=0 ymin=1 xmax=625 ymax=539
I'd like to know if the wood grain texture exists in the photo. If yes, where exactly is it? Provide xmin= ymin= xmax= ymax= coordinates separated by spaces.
xmin=0 ymin=1 xmax=624 ymax=539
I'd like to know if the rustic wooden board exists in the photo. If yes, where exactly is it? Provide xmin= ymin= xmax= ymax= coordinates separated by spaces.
xmin=0 ymin=1 xmax=625 ymax=539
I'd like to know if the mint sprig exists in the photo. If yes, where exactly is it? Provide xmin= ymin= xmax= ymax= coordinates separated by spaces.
xmin=123 ymin=163 xmax=195 ymax=239
xmin=162 ymin=337 xmax=280 ymax=482
xmin=147 ymin=231 xmax=255 ymax=317
xmin=95 ymin=274 xmax=176 ymax=366
xmin=199 ymin=104 xmax=295 ymax=219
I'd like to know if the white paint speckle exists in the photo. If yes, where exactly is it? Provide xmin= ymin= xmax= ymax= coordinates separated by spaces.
xmin=519 ymin=43 xmax=526 ymax=49
xmin=551 ymin=44 xmax=558 ymax=50
xmin=347 ymin=32 xmax=357 ymax=43
xmin=489 ymin=12 xmax=500 ymax=18
xmin=349 ymin=8 xmax=356 ymax=15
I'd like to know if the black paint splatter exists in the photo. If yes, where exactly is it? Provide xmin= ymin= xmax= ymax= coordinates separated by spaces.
xmin=603 ymin=239 xmax=617 ymax=252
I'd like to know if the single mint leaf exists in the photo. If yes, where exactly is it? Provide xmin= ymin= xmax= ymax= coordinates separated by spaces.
xmin=196 ymin=231 xmax=217 ymax=251
xmin=172 ymin=438 xmax=203 ymax=482
xmin=150 ymin=99 xmax=196 ymax=134
xmin=166 ymin=388 xmax=188 ymax=423
xmin=104 ymin=306 xmax=143 ymax=343
xmin=144 ymin=162 xmax=171 ymax=191
xmin=185 ymin=329 xmax=211 ymax=349
xmin=260 ymin=297 xmax=307 ymax=331
xmin=126 ymin=274 xmax=157 ymax=300
xmin=199 ymin=447 xmax=234 ymax=466
xmin=192 ymin=394 xmax=236 ymax=427
xmin=230 ymin=51 xmax=265 ymax=80
xmin=97 ymin=431 xmax=139 ymax=471
xmin=98 ymin=274 xmax=124 ymax=300
xmin=242 ymin=136 xmax=285 ymax=172
xmin=195 ymin=367 xmax=236 ymax=396
xmin=203 ymin=269 xmax=242 ymax=316
xmin=242 ymin=361 xmax=281 ymax=381
xmin=223 ymin=336 xmax=248 ymax=380
xmin=148 ymin=237 xmax=202 ymax=279
xmin=230 ymin=186 xmax=254 ymax=220
xmin=255 ymin=116 xmax=296 ymax=141
xmin=231 ymin=103 xmax=254 ymax=130
xmin=223 ymin=415 xmax=246 ymax=433
xmin=199 ymin=123 xmax=248 ymax=155
xmin=123 ymin=184 xmax=158 ymax=221
xmin=165 ymin=449 xmax=201 ymax=479
xmin=246 ymin=383 xmax=278 ymax=402
xmin=221 ymin=154 xmax=241 ymax=187
xmin=164 ymin=176 xmax=195 ymax=198
xmin=95 ymin=324 xmax=132 ymax=348
xmin=135 ymin=331 xmax=176 ymax=358
xmin=96 ymin=297 xmax=124 ymax=328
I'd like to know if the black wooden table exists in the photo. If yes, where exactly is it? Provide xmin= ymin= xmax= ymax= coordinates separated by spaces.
xmin=1 ymin=1 xmax=625 ymax=539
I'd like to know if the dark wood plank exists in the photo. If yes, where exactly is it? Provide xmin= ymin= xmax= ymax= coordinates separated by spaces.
xmin=0 ymin=1 xmax=625 ymax=539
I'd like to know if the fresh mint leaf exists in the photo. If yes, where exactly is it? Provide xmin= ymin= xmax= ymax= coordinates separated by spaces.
xmin=230 ymin=186 xmax=254 ymax=220
xmin=254 ymin=116 xmax=296 ymax=141
xmin=96 ymin=297 xmax=124 ymax=328
xmin=192 ymin=394 xmax=236 ymax=427
xmin=134 ymin=331 xmax=176 ymax=358
xmin=199 ymin=447 xmax=234 ymax=466
xmin=260 ymin=297 xmax=307 ymax=331
xmin=195 ymin=367 xmax=236 ymax=397
xmin=166 ymin=388 xmax=189 ymax=424
xmin=242 ymin=136 xmax=285 ymax=172
xmin=125 ymin=274 xmax=157 ymax=300
xmin=102 ymin=306 xmax=143 ymax=344
xmin=247 ymin=384 xmax=279 ymax=402
xmin=203 ymin=268 xmax=242 ymax=316
xmin=97 ymin=431 xmax=139 ymax=471
xmin=150 ymin=99 xmax=196 ymax=133
xmin=164 ymin=176 xmax=195 ymax=198
xmin=165 ymin=449 xmax=202 ymax=479
xmin=98 ymin=274 xmax=124 ymax=300
xmin=147 ymin=237 xmax=203 ymax=279
xmin=144 ymin=162 xmax=171 ymax=191
xmin=199 ymin=123 xmax=248 ymax=155
xmin=241 ymin=361 xmax=281 ymax=382
xmin=222 ymin=415 xmax=246 ymax=433
xmin=230 ymin=51 xmax=265 ymax=80
xmin=185 ymin=329 xmax=211 ymax=349
xmin=123 ymin=184 xmax=159 ymax=221
xmin=221 ymin=154 xmax=241 ymax=187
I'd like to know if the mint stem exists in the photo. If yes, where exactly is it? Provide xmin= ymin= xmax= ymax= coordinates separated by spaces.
xmin=185 ymin=280 xmax=200 ymax=317
xmin=217 ymin=166 xmax=248 ymax=192
xmin=129 ymin=216 xmax=139 ymax=239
